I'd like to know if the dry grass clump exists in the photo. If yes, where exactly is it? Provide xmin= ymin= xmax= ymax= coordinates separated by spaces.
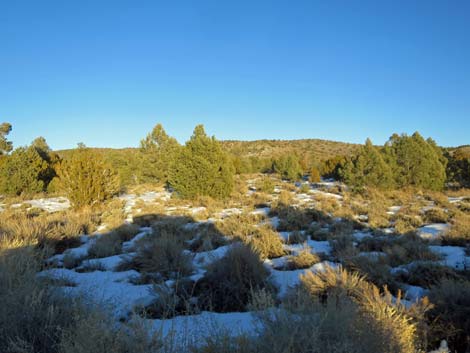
xmin=298 ymin=266 xmax=421 ymax=353
xmin=346 ymin=255 xmax=399 ymax=294
xmin=367 ymin=207 xmax=391 ymax=228
xmin=98 ymin=199 xmax=127 ymax=230
xmin=88 ymin=224 xmax=140 ymax=258
xmin=272 ymin=204 xmax=323 ymax=231
xmin=428 ymin=279 xmax=470 ymax=353
xmin=313 ymin=195 xmax=340 ymax=214
xmin=216 ymin=213 xmax=263 ymax=239
xmin=284 ymin=230 xmax=307 ymax=244
xmin=328 ymin=221 xmax=358 ymax=260
xmin=307 ymin=223 xmax=330 ymax=241
xmin=195 ymin=244 xmax=273 ymax=312
xmin=255 ymin=176 xmax=275 ymax=194
xmin=395 ymin=262 xmax=462 ymax=289
xmin=423 ymin=208 xmax=449 ymax=224
xmin=130 ymin=235 xmax=193 ymax=281
xmin=285 ymin=246 xmax=320 ymax=270
xmin=143 ymin=279 xmax=198 ymax=319
xmin=0 ymin=207 xmax=100 ymax=254
xmin=394 ymin=213 xmax=424 ymax=234
xmin=383 ymin=234 xmax=442 ymax=267
xmin=442 ymin=211 xmax=470 ymax=246
xmin=188 ymin=223 xmax=227 ymax=252
xmin=249 ymin=226 xmax=286 ymax=259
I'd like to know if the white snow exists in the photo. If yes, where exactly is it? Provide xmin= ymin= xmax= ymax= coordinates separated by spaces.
xmin=38 ymin=268 xmax=154 ymax=319
xmin=270 ymin=261 xmax=339 ymax=297
xmin=429 ymin=245 xmax=470 ymax=270
xmin=417 ymin=224 xmax=450 ymax=240
xmin=80 ymin=254 xmax=129 ymax=271
xmin=146 ymin=311 xmax=258 ymax=348
xmin=353 ymin=231 xmax=373 ymax=241
xmin=26 ymin=197 xmax=71 ymax=212
xmin=387 ymin=206 xmax=402 ymax=215
xmin=283 ymin=240 xmax=331 ymax=256
xmin=193 ymin=244 xmax=233 ymax=267
xmin=402 ymin=284 xmax=427 ymax=302
xmin=122 ymin=227 xmax=153 ymax=252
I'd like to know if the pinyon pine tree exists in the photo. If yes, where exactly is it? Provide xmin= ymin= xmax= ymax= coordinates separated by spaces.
xmin=169 ymin=125 xmax=234 ymax=199
xmin=139 ymin=123 xmax=180 ymax=183
xmin=384 ymin=132 xmax=446 ymax=190
xmin=55 ymin=146 xmax=120 ymax=208
xmin=0 ymin=145 xmax=52 ymax=195
xmin=340 ymin=139 xmax=394 ymax=190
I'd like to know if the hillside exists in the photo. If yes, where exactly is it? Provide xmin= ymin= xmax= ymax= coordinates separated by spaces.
xmin=221 ymin=139 xmax=360 ymax=161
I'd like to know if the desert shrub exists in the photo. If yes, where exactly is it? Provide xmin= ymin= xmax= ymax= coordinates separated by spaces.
xmin=0 ymin=208 xmax=99 ymax=254
xmin=195 ymin=244 xmax=273 ymax=312
xmin=215 ymin=213 xmax=262 ymax=240
xmin=256 ymin=176 xmax=275 ymax=193
xmin=329 ymin=233 xmax=358 ymax=260
xmin=284 ymin=230 xmax=308 ymax=244
xmin=249 ymin=226 xmax=285 ymax=259
xmin=278 ymin=190 xmax=293 ymax=205
xmin=307 ymin=224 xmax=330 ymax=241
xmin=189 ymin=223 xmax=227 ymax=252
xmin=367 ymin=205 xmax=391 ymax=228
xmin=394 ymin=214 xmax=424 ymax=234
xmin=272 ymin=154 xmax=303 ymax=181
xmin=299 ymin=183 xmax=310 ymax=193
xmin=131 ymin=235 xmax=193 ymax=281
xmin=55 ymin=146 xmax=120 ymax=208
xmin=428 ymin=279 xmax=470 ymax=353
xmin=309 ymin=167 xmax=321 ymax=183
xmin=0 ymin=145 xmax=54 ymax=195
xmin=384 ymin=234 xmax=441 ymax=267
xmin=297 ymin=266 xmax=421 ymax=353
xmin=424 ymin=208 xmax=449 ymax=224
xmin=285 ymin=246 xmax=320 ymax=270
xmin=274 ymin=205 xmax=321 ymax=231
xmin=143 ymin=279 xmax=198 ymax=319
xmin=346 ymin=255 xmax=399 ymax=294
xmin=442 ymin=211 xmax=470 ymax=246
xmin=396 ymin=262 xmax=462 ymax=288
xmin=88 ymin=233 xmax=123 ymax=259
xmin=340 ymin=138 xmax=394 ymax=190
xmin=169 ymin=125 xmax=234 ymax=200
xmin=88 ymin=224 xmax=140 ymax=259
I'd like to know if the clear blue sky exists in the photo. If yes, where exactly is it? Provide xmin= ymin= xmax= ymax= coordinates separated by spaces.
xmin=1 ymin=0 xmax=469 ymax=149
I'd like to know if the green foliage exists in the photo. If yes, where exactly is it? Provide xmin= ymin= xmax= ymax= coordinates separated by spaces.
xmin=139 ymin=123 xmax=180 ymax=183
xmin=272 ymin=154 xmax=303 ymax=181
xmin=384 ymin=132 xmax=447 ymax=190
xmin=55 ymin=147 xmax=120 ymax=208
xmin=446 ymin=146 xmax=470 ymax=188
xmin=340 ymin=139 xmax=394 ymax=190
xmin=319 ymin=155 xmax=347 ymax=180
xmin=0 ymin=141 xmax=55 ymax=195
xmin=0 ymin=122 xmax=13 ymax=155
xmin=309 ymin=167 xmax=321 ymax=182
xmin=340 ymin=133 xmax=447 ymax=191
xmin=169 ymin=125 xmax=234 ymax=199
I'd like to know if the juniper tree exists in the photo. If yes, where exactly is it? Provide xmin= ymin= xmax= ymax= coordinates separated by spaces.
xmin=340 ymin=139 xmax=394 ymax=190
xmin=55 ymin=146 xmax=120 ymax=208
xmin=169 ymin=124 xmax=234 ymax=199
xmin=0 ymin=146 xmax=51 ymax=195
xmin=384 ymin=132 xmax=446 ymax=190
xmin=272 ymin=154 xmax=303 ymax=181
xmin=139 ymin=123 xmax=180 ymax=183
